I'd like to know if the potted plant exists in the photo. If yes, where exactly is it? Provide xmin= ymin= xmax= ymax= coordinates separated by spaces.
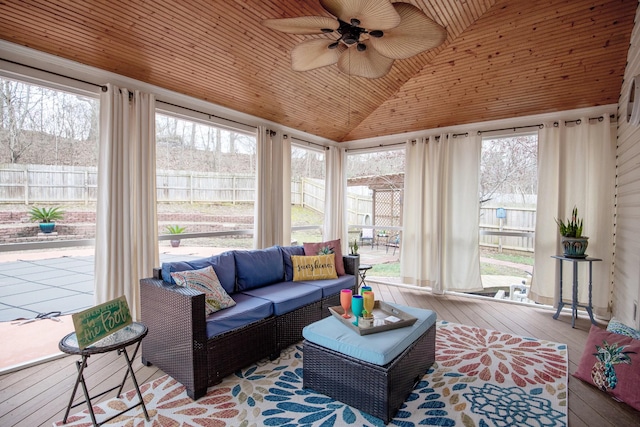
xmin=166 ymin=225 xmax=185 ymax=247
xmin=28 ymin=206 xmax=65 ymax=234
xmin=350 ymin=238 xmax=359 ymax=256
xmin=555 ymin=206 xmax=588 ymax=258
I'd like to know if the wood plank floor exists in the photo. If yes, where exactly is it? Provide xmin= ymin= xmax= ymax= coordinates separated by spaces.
xmin=1 ymin=283 xmax=639 ymax=427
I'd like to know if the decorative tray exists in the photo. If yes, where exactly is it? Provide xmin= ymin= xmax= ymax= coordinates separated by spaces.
xmin=328 ymin=301 xmax=417 ymax=335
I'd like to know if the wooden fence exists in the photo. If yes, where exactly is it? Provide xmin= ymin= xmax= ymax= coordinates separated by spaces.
xmin=0 ymin=164 xmax=535 ymax=251
xmin=0 ymin=165 xmax=374 ymax=218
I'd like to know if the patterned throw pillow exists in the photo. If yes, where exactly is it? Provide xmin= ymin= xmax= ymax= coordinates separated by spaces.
xmin=171 ymin=266 xmax=236 ymax=315
xmin=291 ymin=254 xmax=338 ymax=281
xmin=607 ymin=317 xmax=640 ymax=340
xmin=303 ymin=239 xmax=345 ymax=276
xmin=573 ymin=325 xmax=640 ymax=411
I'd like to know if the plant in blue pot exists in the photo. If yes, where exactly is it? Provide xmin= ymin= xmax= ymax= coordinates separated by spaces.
xmin=556 ymin=206 xmax=588 ymax=258
xmin=28 ymin=206 xmax=65 ymax=234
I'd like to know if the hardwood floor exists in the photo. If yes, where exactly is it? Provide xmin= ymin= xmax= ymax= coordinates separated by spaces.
xmin=1 ymin=283 xmax=639 ymax=426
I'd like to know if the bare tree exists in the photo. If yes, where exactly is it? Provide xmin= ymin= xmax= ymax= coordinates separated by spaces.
xmin=480 ymin=135 xmax=537 ymax=206
xmin=0 ymin=79 xmax=41 ymax=163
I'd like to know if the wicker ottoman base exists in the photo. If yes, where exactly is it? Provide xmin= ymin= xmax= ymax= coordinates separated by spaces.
xmin=303 ymin=323 xmax=436 ymax=424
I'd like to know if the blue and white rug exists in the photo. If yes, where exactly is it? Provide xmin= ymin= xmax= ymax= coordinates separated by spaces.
xmin=55 ymin=320 xmax=568 ymax=426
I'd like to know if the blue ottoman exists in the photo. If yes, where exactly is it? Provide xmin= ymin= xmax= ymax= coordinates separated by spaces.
xmin=302 ymin=303 xmax=437 ymax=424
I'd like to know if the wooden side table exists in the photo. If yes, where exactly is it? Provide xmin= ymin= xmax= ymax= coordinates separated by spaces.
xmin=551 ymin=255 xmax=601 ymax=328
xmin=58 ymin=322 xmax=150 ymax=426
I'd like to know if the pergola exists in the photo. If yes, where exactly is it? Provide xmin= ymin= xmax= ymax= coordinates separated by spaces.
xmin=347 ymin=173 xmax=404 ymax=229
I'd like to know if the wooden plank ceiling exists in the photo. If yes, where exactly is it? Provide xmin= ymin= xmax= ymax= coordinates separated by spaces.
xmin=0 ymin=0 xmax=635 ymax=142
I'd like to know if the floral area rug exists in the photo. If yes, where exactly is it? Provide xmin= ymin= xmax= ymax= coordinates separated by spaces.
xmin=54 ymin=320 xmax=568 ymax=427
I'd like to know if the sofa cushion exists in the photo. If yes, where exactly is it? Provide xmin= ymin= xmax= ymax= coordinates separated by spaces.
xmin=573 ymin=324 xmax=640 ymax=411
xmin=279 ymin=245 xmax=305 ymax=281
xmin=302 ymin=303 xmax=437 ymax=365
xmin=292 ymin=254 xmax=338 ymax=281
xmin=241 ymin=282 xmax=323 ymax=316
xmin=299 ymin=274 xmax=355 ymax=297
xmin=235 ymin=246 xmax=285 ymax=291
xmin=205 ymin=293 xmax=273 ymax=339
xmin=161 ymin=251 xmax=236 ymax=294
xmin=304 ymin=239 xmax=345 ymax=276
xmin=170 ymin=266 xmax=236 ymax=315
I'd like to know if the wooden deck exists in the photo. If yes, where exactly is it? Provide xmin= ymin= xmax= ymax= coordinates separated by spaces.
xmin=1 ymin=283 xmax=639 ymax=427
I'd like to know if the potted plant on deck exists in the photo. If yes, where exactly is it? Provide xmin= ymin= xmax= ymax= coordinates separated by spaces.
xmin=556 ymin=206 xmax=588 ymax=258
xmin=28 ymin=206 xmax=65 ymax=234
xmin=166 ymin=225 xmax=186 ymax=247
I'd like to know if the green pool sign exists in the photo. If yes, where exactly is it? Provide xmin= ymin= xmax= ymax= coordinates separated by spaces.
xmin=72 ymin=296 xmax=132 ymax=349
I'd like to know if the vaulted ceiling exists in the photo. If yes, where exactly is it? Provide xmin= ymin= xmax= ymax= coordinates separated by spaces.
xmin=0 ymin=0 xmax=635 ymax=142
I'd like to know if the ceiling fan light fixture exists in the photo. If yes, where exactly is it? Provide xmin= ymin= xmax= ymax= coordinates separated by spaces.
xmin=262 ymin=0 xmax=448 ymax=78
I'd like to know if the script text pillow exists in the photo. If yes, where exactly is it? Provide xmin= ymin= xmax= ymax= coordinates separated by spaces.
xmin=573 ymin=325 xmax=640 ymax=411
xmin=171 ymin=266 xmax=236 ymax=315
xmin=303 ymin=239 xmax=345 ymax=276
xmin=291 ymin=254 xmax=338 ymax=281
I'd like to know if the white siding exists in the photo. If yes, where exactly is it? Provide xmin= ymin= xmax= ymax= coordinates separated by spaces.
xmin=614 ymin=3 xmax=640 ymax=328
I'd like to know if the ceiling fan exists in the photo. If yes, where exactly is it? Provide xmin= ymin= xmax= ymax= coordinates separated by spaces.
xmin=262 ymin=0 xmax=447 ymax=79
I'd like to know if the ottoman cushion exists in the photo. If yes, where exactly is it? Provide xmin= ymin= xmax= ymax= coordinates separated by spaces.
xmin=302 ymin=303 xmax=436 ymax=365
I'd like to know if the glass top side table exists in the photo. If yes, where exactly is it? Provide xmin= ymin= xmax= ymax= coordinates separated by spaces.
xmin=358 ymin=264 xmax=373 ymax=291
xmin=58 ymin=321 xmax=150 ymax=426
xmin=551 ymin=255 xmax=601 ymax=328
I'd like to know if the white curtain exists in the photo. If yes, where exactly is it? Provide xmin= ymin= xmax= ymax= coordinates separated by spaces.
xmin=401 ymin=133 xmax=482 ymax=293
xmin=401 ymin=137 xmax=440 ymax=288
xmin=324 ymin=146 xmax=347 ymax=251
xmin=532 ymin=116 xmax=616 ymax=318
xmin=95 ymin=84 xmax=159 ymax=320
xmin=442 ymin=132 xmax=483 ymax=292
xmin=281 ymin=136 xmax=292 ymax=246
xmin=254 ymin=127 xmax=286 ymax=248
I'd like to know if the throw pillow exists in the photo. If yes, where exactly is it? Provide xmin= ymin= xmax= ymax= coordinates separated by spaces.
xmin=170 ymin=266 xmax=236 ymax=315
xmin=607 ymin=317 xmax=640 ymax=340
xmin=573 ymin=324 xmax=640 ymax=411
xmin=303 ymin=239 xmax=345 ymax=276
xmin=291 ymin=254 xmax=338 ymax=281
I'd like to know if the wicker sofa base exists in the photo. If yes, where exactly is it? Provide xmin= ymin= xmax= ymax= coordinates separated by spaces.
xmin=276 ymin=300 xmax=322 ymax=350
xmin=302 ymin=323 xmax=436 ymax=424
xmin=207 ymin=316 xmax=278 ymax=387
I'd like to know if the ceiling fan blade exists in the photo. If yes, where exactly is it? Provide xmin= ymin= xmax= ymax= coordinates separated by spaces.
xmin=291 ymin=39 xmax=346 ymax=71
xmin=320 ymin=0 xmax=400 ymax=30
xmin=337 ymin=41 xmax=394 ymax=78
xmin=262 ymin=16 xmax=339 ymax=34
xmin=369 ymin=3 xmax=447 ymax=59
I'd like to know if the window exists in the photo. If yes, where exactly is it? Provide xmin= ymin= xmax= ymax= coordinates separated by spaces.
xmin=479 ymin=133 xmax=537 ymax=301
xmin=290 ymin=144 xmax=325 ymax=244
xmin=155 ymin=112 xmax=256 ymax=251
xmin=0 ymin=76 xmax=99 ymax=246
xmin=346 ymin=148 xmax=405 ymax=281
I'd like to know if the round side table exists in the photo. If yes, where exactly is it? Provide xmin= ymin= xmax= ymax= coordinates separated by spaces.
xmin=358 ymin=264 xmax=373 ymax=291
xmin=59 ymin=321 xmax=150 ymax=426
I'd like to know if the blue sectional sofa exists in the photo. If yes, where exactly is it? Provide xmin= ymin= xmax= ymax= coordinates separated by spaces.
xmin=139 ymin=245 xmax=359 ymax=400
